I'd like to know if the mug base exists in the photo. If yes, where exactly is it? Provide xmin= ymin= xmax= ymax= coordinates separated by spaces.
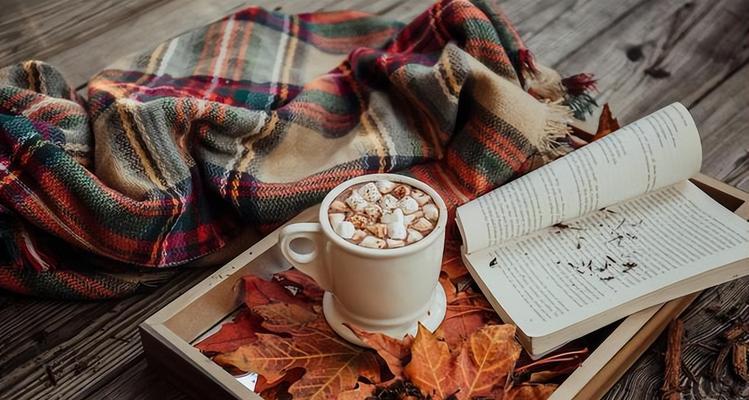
xmin=322 ymin=285 xmax=447 ymax=347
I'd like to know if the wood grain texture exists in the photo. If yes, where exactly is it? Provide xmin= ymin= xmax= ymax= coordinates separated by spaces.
xmin=691 ymin=63 xmax=749 ymax=191
xmin=87 ymin=357 xmax=189 ymax=400
xmin=605 ymin=276 xmax=749 ymax=400
xmin=0 ymin=268 xmax=212 ymax=400
xmin=554 ymin=0 xmax=749 ymax=124
xmin=0 ymin=0 xmax=747 ymax=399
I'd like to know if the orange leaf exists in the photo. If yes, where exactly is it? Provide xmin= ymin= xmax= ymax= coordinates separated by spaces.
xmin=336 ymin=382 xmax=377 ymax=400
xmin=442 ymin=305 xmax=500 ymax=349
xmin=503 ymin=384 xmax=557 ymax=400
xmin=194 ymin=309 xmax=261 ymax=354
xmin=453 ymin=324 xmax=522 ymax=399
xmin=242 ymin=275 xmax=312 ymax=310
xmin=255 ymin=367 xmax=305 ymax=394
xmin=440 ymin=273 xmax=458 ymax=304
xmin=441 ymin=242 xmax=469 ymax=280
xmin=591 ymin=103 xmax=620 ymax=141
xmin=276 ymin=268 xmax=325 ymax=301
xmin=251 ymin=302 xmax=318 ymax=333
xmin=214 ymin=317 xmax=381 ymax=399
xmin=404 ymin=324 xmax=456 ymax=399
xmin=348 ymin=324 xmax=414 ymax=377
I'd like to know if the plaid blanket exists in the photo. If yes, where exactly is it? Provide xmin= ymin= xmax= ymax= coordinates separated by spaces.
xmin=0 ymin=0 xmax=594 ymax=299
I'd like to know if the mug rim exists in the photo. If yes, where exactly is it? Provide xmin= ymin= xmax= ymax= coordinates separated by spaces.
xmin=318 ymin=173 xmax=448 ymax=257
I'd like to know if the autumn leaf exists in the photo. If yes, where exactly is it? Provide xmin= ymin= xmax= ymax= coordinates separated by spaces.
xmin=453 ymin=324 xmax=522 ymax=399
xmin=276 ymin=268 xmax=325 ymax=302
xmin=194 ymin=309 xmax=262 ymax=354
xmin=251 ymin=302 xmax=318 ymax=333
xmin=336 ymin=382 xmax=377 ymax=400
xmin=348 ymin=324 xmax=414 ymax=377
xmin=442 ymin=305 xmax=499 ymax=349
xmin=243 ymin=275 xmax=313 ymax=310
xmin=256 ymin=367 xmax=305 ymax=395
xmin=404 ymin=324 xmax=456 ymax=399
xmin=214 ymin=316 xmax=381 ymax=399
xmin=515 ymin=347 xmax=589 ymax=384
xmin=442 ymin=288 xmax=500 ymax=348
xmin=201 ymin=263 xmax=580 ymax=400
xmin=568 ymin=102 xmax=619 ymax=147
xmin=566 ymin=133 xmax=589 ymax=149
xmin=441 ymin=242 xmax=469 ymax=280
xmin=439 ymin=273 xmax=458 ymax=303
xmin=503 ymin=384 xmax=557 ymax=400
xmin=591 ymin=103 xmax=620 ymax=141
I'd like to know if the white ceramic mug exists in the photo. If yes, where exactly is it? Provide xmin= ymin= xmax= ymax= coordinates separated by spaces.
xmin=278 ymin=173 xmax=448 ymax=346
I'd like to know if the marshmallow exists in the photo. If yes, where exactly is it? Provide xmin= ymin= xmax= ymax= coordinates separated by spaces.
xmin=366 ymin=223 xmax=388 ymax=238
xmin=363 ymin=204 xmax=382 ymax=220
xmin=406 ymin=229 xmax=424 ymax=244
xmin=381 ymin=208 xmax=404 ymax=224
xmin=411 ymin=190 xmax=430 ymax=206
xmin=423 ymin=203 xmax=439 ymax=221
xmin=397 ymin=196 xmax=420 ymax=215
xmin=357 ymin=182 xmax=382 ymax=202
xmin=387 ymin=221 xmax=407 ymax=240
xmin=386 ymin=239 xmax=405 ymax=248
xmin=411 ymin=217 xmax=434 ymax=232
xmin=375 ymin=180 xmax=396 ymax=194
xmin=360 ymin=236 xmax=386 ymax=249
xmin=332 ymin=180 xmax=436 ymax=248
xmin=379 ymin=194 xmax=398 ymax=211
xmin=349 ymin=214 xmax=370 ymax=229
xmin=345 ymin=191 xmax=368 ymax=212
xmin=329 ymin=200 xmax=350 ymax=213
xmin=351 ymin=229 xmax=367 ymax=243
xmin=392 ymin=184 xmax=411 ymax=199
xmin=329 ymin=213 xmax=345 ymax=228
xmin=404 ymin=210 xmax=423 ymax=226
xmin=335 ymin=221 xmax=355 ymax=239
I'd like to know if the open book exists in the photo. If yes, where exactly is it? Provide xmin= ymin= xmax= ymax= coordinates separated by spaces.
xmin=456 ymin=103 xmax=749 ymax=357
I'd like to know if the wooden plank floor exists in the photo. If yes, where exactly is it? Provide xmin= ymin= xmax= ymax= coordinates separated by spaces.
xmin=0 ymin=0 xmax=748 ymax=399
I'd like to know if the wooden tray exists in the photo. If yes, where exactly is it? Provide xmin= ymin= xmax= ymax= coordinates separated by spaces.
xmin=139 ymin=173 xmax=749 ymax=400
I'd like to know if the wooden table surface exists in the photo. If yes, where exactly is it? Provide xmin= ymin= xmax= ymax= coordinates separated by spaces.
xmin=0 ymin=0 xmax=747 ymax=399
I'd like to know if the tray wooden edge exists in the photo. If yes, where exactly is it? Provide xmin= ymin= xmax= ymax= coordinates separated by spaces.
xmin=139 ymin=174 xmax=749 ymax=400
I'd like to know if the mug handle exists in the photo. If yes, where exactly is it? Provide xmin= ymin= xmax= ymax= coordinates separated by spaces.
xmin=278 ymin=223 xmax=333 ymax=292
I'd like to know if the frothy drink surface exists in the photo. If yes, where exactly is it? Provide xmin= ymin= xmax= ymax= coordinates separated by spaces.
xmin=327 ymin=180 xmax=439 ymax=249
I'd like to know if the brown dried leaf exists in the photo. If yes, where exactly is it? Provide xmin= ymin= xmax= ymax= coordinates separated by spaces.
xmin=442 ymin=288 xmax=500 ymax=348
xmin=251 ymin=302 xmax=317 ymax=333
xmin=439 ymin=273 xmax=458 ymax=303
xmin=566 ymin=133 xmax=589 ymax=149
xmin=255 ymin=367 xmax=305 ymax=395
xmin=591 ymin=103 xmax=620 ymax=141
xmin=348 ymin=324 xmax=414 ymax=377
xmin=442 ymin=305 xmax=500 ymax=349
xmin=194 ymin=310 xmax=261 ymax=354
xmin=441 ymin=243 xmax=469 ymax=280
xmin=529 ymin=370 xmax=566 ymax=384
xmin=453 ymin=324 xmax=522 ymax=399
xmin=242 ymin=275 xmax=311 ymax=310
xmin=214 ymin=317 xmax=381 ymax=399
xmin=733 ymin=342 xmax=748 ymax=382
xmin=276 ymin=268 xmax=325 ymax=302
xmin=404 ymin=324 xmax=456 ymax=399
xmin=337 ymin=382 xmax=378 ymax=400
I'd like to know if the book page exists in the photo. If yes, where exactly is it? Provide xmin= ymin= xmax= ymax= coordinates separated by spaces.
xmin=457 ymin=103 xmax=701 ymax=254
xmin=464 ymin=180 xmax=749 ymax=339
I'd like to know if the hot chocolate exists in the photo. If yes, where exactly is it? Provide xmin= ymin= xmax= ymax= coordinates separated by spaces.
xmin=327 ymin=179 xmax=440 ymax=249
